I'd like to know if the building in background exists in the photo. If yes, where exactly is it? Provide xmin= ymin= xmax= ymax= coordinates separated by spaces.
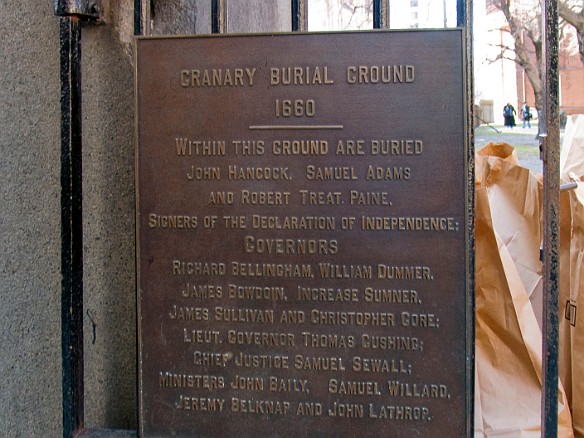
xmin=474 ymin=0 xmax=584 ymax=125
xmin=308 ymin=0 xmax=457 ymax=30
xmin=309 ymin=0 xmax=583 ymax=125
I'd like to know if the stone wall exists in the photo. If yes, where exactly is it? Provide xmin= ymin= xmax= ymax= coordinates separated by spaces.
xmin=0 ymin=1 xmax=62 ymax=436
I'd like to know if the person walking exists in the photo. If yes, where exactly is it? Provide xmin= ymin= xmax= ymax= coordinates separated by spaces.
xmin=521 ymin=101 xmax=532 ymax=128
xmin=503 ymin=102 xmax=516 ymax=128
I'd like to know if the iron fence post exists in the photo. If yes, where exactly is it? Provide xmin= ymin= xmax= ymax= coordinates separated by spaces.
xmin=373 ymin=0 xmax=389 ymax=29
xmin=212 ymin=0 xmax=227 ymax=34
xmin=292 ymin=0 xmax=307 ymax=32
xmin=541 ymin=0 xmax=560 ymax=433
xmin=58 ymin=13 xmax=84 ymax=438
xmin=55 ymin=1 xmax=99 ymax=436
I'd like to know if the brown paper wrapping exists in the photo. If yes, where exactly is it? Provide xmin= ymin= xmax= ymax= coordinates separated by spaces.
xmin=476 ymin=143 xmax=543 ymax=326
xmin=559 ymin=115 xmax=584 ymax=437
xmin=475 ymin=143 xmax=573 ymax=437
xmin=560 ymin=116 xmax=584 ymax=180
xmin=559 ymin=184 xmax=584 ymax=437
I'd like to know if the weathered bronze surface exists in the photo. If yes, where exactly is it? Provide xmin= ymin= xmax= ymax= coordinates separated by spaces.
xmin=136 ymin=30 xmax=471 ymax=437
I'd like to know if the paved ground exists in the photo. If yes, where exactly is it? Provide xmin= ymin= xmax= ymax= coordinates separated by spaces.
xmin=475 ymin=124 xmax=543 ymax=174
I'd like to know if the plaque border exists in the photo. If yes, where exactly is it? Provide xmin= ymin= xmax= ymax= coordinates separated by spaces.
xmin=134 ymin=28 xmax=475 ymax=437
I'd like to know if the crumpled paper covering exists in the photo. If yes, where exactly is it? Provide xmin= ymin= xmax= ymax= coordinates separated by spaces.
xmin=560 ymin=115 xmax=584 ymax=181
xmin=559 ymin=115 xmax=584 ymax=437
xmin=476 ymin=143 xmax=544 ymax=326
xmin=475 ymin=142 xmax=574 ymax=437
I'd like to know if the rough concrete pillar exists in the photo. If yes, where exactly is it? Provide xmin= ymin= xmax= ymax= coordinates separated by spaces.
xmin=0 ymin=1 xmax=62 ymax=436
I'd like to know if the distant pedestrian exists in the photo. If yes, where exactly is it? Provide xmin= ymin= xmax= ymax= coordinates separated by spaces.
xmin=521 ymin=101 xmax=532 ymax=128
xmin=503 ymin=103 xmax=516 ymax=128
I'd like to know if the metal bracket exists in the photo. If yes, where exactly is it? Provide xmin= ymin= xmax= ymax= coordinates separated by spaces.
xmin=55 ymin=0 xmax=99 ymax=19
xmin=565 ymin=301 xmax=577 ymax=326
xmin=539 ymin=132 xmax=547 ymax=161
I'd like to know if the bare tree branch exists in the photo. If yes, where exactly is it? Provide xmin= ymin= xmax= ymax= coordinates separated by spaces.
xmin=558 ymin=0 xmax=584 ymax=63
xmin=492 ymin=0 xmax=544 ymax=109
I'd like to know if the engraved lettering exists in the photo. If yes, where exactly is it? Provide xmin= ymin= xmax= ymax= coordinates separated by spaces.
xmin=230 ymin=375 xmax=265 ymax=391
xmin=232 ymin=140 xmax=265 ymax=155
xmin=329 ymin=379 xmax=382 ymax=396
xmin=400 ymin=312 xmax=439 ymax=328
xmin=169 ymin=306 xmax=209 ymax=321
xmin=270 ymin=66 xmax=334 ymax=85
xmin=186 ymin=166 xmax=220 ymax=180
xmin=370 ymin=140 xmax=423 ymax=155
xmin=280 ymin=310 xmax=305 ymax=323
xmin=231 ymin=262 xmax=313 ymax=278
xmin=368 ymin=404 xmax=431 ymax=421
xmin=306 ymin=165 xmax=358 ymax=180
xmin=231 ymin=398 xmax=292 ymax=415
xmin=310 ymin=310 xmax=395 ymax=326
xmin=223 ymin=216 xmax=246 ymax=229
xmin=328 ymin=402 xmax=364 ymax=418
xmin=228 ymin=165 xmax=290 ymax=181
xmin=302 ymin=332 xmax=355 ymax=348
xmin=387 ymin=381 xmax=449 ymax=398
xmin=294 ymin=355 xmax=346 ymax=371
xmin=352 ymin=357 xmax=410 ymax=374
xmin=214 ymin=307 xmax=274 ymax=323
xmin=364 ymin=288 xmax=419 ymax=304
xmin=227 ymin=284 xmax=285 ymax=301
xmin=180 ymin=68 xmax=256 ymax=87
xmin=183 ymin=329 xmax=220 ymax=344
xmin=366 ymin=165 xmax=410 ymax=180
xmin=175 ymin=138 xmax=226 ymax=156
xmin=361 ymin=216 xmax=458 ymax=231
xmin=377 ymin=265 xmax=433 ymax=280
xmin=173 ymin=261 xmax=226 ymax=276
xmin=234 ymin=352 xmax=290 ymax=369
xmin=174 ymin=395 xmax=225 ymax=411
xmin=193 ymin=351 xmax=231 ymax=367
xmin=299 ymin=190 xmax=342 ymax=205
xmin=335 ymin=140 xmax=365 ymax=155
xmin=241 ymin=190 xmax=290 ymax=205
xmin=269 ymin=377 xmax=308 ymax=393
xmin=272 ymin=140 xmax=328 ymax=155
xmin=297 ymin=402 xmax=323 ymax=416
xmin=209 ymin=191 xmax=234 ymax=205
xmin=244 ymin=236 xmax=338 ymax=255
xmin=318 ymin=263 xmax=372 ymax=279
xmin=149 ymin=214 xmax=198 ymax=229
xmin=361 ymin=334 xmax=422 ymax=351
xmin=252 ymin=215 xmax=336 ymax=230
xmin=297 ymin=286 xmax=359 ymax=302
xmin=159 ymin=372 xmax=225 ymax=389
xmin=227 ymin=331 xmax=295 ymax=346
xmin=346 ymin=65 xmax=415 ymax=84
xmin=350 ymin=190 xmax=390 ymax=206
xmin=181 ymin=283 xmax=223 ymax=298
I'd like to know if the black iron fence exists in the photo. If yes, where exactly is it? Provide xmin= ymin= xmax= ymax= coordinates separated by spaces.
xmin=54 ymin=0 xmax=559 ymax=436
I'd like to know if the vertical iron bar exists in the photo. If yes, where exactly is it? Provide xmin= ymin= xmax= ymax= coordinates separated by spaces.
xmin=212 ymin=0 xmax=227 ymax=34
xmin=463 ymin=0 xmax=475 ymax=433
xmin=291 ymin=0 xmax=307 ymax=32
xmin=373 ymin=0 xmax=389 ymax=29
xmin=134 ymin=1 xmax=143 ymax=432
xmin=456 ymin=0 xmax=466 ymax=27
xmin=541 ymin=0 xmax=560 ymax=432
xmin=59 ymin=15 xmax=84 ymax=438
xmin=134 ymin=0 xmax=142 ymax=36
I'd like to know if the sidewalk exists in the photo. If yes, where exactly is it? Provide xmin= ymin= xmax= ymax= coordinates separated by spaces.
xmin=475 ymin=124 xmax=540 ymax=146
xmin=475 ymin=124 xmax=542 ymax=173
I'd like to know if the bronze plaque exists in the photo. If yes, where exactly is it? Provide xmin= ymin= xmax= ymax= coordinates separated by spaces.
xmin=136 ymin=30 xmax=472 ymax=437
